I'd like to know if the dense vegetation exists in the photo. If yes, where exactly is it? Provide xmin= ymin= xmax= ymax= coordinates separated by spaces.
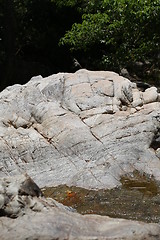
xmin=0 ymin=0 xmax=160 ymax=90
xmin=59 ymin=0 xmax=160 ymax=70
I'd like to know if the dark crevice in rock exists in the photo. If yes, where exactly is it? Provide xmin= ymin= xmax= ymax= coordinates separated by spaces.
xmin=136 ymin=81 xmax=151 ymax=92
xmin=90 ymin=130 xmax=103 ymax=144
xmin=33 ymin=126 xmax=52 ymax=144
xmin=75 ymin=102 xmax=83 ymax=111
xmin=80 ymin=117 xmax=103 ymax=144
xmin=7 ymin=120 xmax=18 ymax=129
xmin=150 ymin=129 xmax=160 ymax=150
xmin=0 ymin=209 xmax=6 ymax=217
xmin=60 ymin=75 xmax=66 ymax=108
xmin=5 ymin=118 xmax=33 ymax=130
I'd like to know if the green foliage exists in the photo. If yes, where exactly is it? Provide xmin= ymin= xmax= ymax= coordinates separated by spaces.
xmin=59 ymin=0 xmax=160 ymax=69
xmin=60 ymin=13 xmax=110 ymax=51
xmin=0 ymin=0 xmax=159 ymax=89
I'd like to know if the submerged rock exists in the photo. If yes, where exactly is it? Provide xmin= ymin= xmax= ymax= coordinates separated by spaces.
xmin=0 ymin=69 xmax=160 ymax=190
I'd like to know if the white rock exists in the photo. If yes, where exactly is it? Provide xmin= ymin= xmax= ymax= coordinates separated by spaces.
xmin=0 ymin=70 xmax=160 ymax=190
xmin=1 ymin=71 xmax=160 ymax=239
xmin=0 ymin=194 xmax=4 ymax=208
xmin=143 ymin=86 xmax=158 ymax=104
xmin=132 ymin=88 xmax=143 ymax=107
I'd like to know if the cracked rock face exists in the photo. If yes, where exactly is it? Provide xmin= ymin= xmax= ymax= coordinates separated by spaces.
xmin=1 ymin=174 xmax=160 ymax=240
xmin=0 ymin=69 xmax=160 ymax=189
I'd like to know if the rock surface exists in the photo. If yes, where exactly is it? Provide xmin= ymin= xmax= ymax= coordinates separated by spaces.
xmin=0 ymin=69 xmax=160 ymax=189
xmin=1 ymin=174 xmax=160 ymax=240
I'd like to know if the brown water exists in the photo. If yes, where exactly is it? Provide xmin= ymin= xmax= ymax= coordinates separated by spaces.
xmin=42 ymin=171 xmax=160 ymax=223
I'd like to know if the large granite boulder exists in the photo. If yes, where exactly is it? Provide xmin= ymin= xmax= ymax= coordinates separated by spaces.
xmin=1 ymin=70 xmax=160 ymax=239
xmin=0 ymin=174 xmax=160 ymax=240
xmin=0 ymin=69 xmax=160 ymax=189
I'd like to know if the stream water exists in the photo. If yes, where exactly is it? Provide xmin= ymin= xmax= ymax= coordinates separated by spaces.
xmin=42 ymin=170 xmax=160 ymax=223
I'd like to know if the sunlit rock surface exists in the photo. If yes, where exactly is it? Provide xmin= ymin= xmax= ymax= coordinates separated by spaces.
xmin=0 ymin=69 xmax=160 ymax=189
xmin=0 ymin=174 xmax=160 ymax=240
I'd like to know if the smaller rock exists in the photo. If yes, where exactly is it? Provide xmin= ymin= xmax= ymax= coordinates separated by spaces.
xmin=143 ymin=87 xmax=158 ymax=104
xmin=156 ymin=148 xmax=160 ymax=159
xmin=113 ymin=77 xmax=133 ymax=105
xmin=120 ymin=68 xmax=131 ymax=79
xmin=19 ymin=174 xmax=43 ymax=197
xmin=121 ymin=106 xmax=127 ymax=111
xmin=132 ymin=88 xmax=143 ymax=107
xmin=0 ymin=194 xmax=4 ymax=208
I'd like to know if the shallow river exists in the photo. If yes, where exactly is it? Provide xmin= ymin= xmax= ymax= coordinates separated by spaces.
xmin=42 ymin=170 xmax=160 ymax=223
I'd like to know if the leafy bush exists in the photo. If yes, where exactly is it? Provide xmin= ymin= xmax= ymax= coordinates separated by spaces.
xmin=59 ymin=0 xmax=160 ymax=70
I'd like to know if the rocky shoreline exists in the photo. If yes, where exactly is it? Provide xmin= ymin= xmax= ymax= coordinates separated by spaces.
xmin=0 ymin=69 xmax=160 ymax=239
xmin=1 ymin=174 xmax=160 ymax=240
